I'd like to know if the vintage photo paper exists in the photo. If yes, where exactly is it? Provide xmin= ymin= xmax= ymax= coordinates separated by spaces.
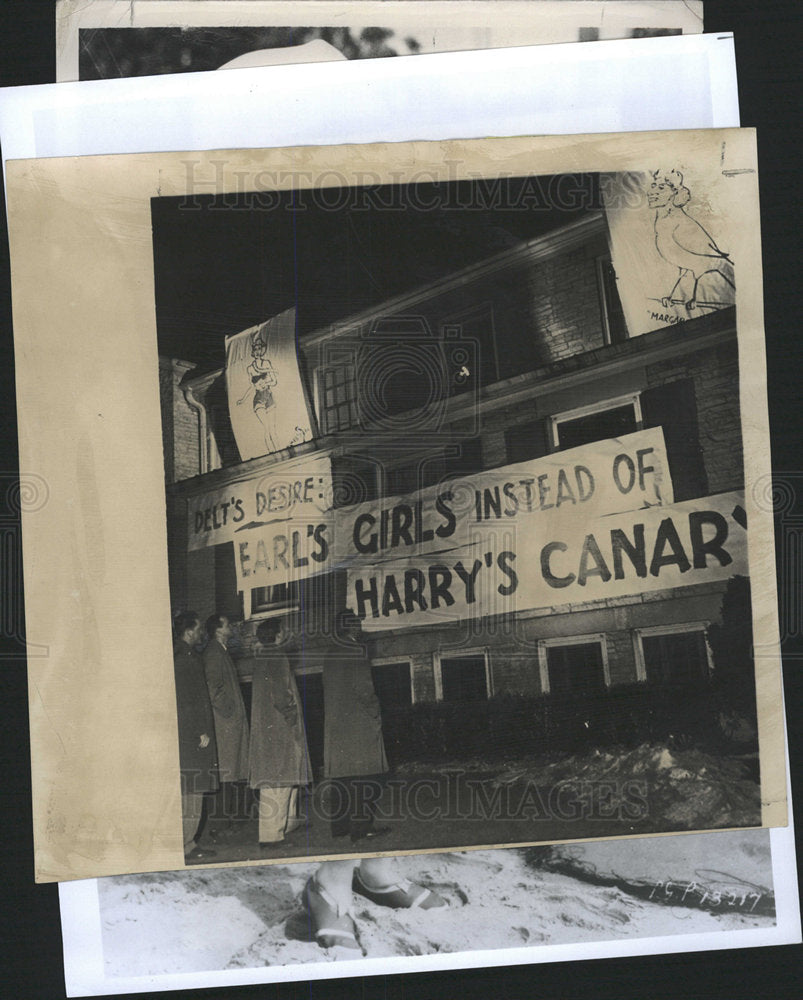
xmin=5 ymin=129 xmax=785 ymax=883
xmin=56 ymin=0 xmax=704 ymax=82
xmin=0 ymin=31 xmax=739 ymax=165
xmin=57 ymin=824 xmax=800 ymax=996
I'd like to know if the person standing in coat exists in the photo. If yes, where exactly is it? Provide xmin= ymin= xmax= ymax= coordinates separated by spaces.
xmin=173 ymin=611 xmax=218 ymax=863
xmin=322 ymin=609 xmax=390 ymax=842
xmin=202 ymin=614 xmax=250 ymax=834
xmin=302 ymin=608 xmax=446 ymax=951
xmin=245 ymin=617 xmax=311 ymax=846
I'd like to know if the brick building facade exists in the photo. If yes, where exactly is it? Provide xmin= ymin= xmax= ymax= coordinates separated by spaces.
xmin=160 ymin=211 xmax=746 ymax=752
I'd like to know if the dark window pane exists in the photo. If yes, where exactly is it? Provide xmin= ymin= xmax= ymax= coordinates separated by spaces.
xmin=598 ymin=256 xmax=628 ymax=343
xmin=371 ymin=662 xmax=412 ymax=711
xmin=556 ymin=404 xmax=637 ymax=450
xmin=440 ymin=654 xmax=488 ymax=702
xmin=547 ymin=642 xmax=606 ymax=697
xmin=250 ymin=580 xmax=299 ymax=613
xmin=641 ymin=379 xmax=708 ymax=501
xmin=321 ymin=363 xmax=358 ymax=432
xmin=642 ymin=631 xmax=709 ymax=686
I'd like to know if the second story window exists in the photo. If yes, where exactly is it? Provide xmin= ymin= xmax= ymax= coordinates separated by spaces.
xmin=550 ymin=394 xmax=641 ymax=451
xmin=596 ymin=254 xmax=629 ymax=345
xmin=319 ymin=362 xmax=359 ymax=433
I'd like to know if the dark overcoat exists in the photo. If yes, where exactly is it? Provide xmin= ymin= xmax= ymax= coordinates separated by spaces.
xmin=322 ymin=643 xmax=388 ymax=779
xmin=173 ymin=638 xmax=219 ymax=794
xmin=202 ymin=639 xmax=250 ymax=782
xmin=245 ymin=651 xmax=311 ymax=788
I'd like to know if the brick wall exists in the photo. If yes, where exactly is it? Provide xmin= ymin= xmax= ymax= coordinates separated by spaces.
xmin=410 ymin=652 xmax=436 ymax=702
xmin=526 ymin=245 xmax=606 ymax=366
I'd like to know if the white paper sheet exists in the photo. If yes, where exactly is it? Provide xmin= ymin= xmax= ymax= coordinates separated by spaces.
xmin=1 ymin=33 xmax=738 ymax=168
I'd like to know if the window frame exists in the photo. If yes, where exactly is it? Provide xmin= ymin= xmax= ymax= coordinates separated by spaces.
xmin=434 ymin=647 xmax=492 ymax=703
xmin=370 ymin=656 xmax=415 ymax=706
xmin=314 ymin=351 xmax=359 ymax=434
xmin=548 ymin=392 xmax=643 ymax=450
xmin=241 ymin=588 xmax=300 ymax=622
xmin=595 ymin=253 xmax=628 ymax=346
xmin=632 ymin=621 xmax=713 ymax=684
xmin=537 ymin=632 xmax=610 ymax=695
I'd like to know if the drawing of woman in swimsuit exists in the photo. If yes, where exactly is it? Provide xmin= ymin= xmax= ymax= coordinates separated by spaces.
xmin=236 ymin=329 xmax=279 ymax=454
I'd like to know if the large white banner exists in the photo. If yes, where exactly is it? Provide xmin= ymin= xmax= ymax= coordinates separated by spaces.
xmin=225 ymin=308 xmax=316 ymax=460
xmin=349 ymin=491 xmax=748 ymax=631
xmin=603 ymin=167 xmax=736 ymax=338
xmin=205 ymin=426 xmax=671 ymax=592
xmin=189 ymin=456 xmax=334 ymax=593
xmin=335 ymin=427 xmax=673 ymax=570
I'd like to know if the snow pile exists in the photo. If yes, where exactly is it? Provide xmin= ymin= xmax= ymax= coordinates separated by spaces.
xmin=490 ymin=743 xmax=760 ymax=830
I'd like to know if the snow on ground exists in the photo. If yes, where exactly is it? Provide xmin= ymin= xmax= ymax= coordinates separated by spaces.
xmin=475 ymin=742 xmax=760 ymax=830
xmin=99 ymin=831 xmax=773 ymax=977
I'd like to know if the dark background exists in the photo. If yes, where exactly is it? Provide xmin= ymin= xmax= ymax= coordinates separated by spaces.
xmin=0 ymin=2 xmax=800 ymax=998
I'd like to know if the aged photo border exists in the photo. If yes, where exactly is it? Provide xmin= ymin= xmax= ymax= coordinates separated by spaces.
xmin=4 ymin=128 xmax=786 ymax=883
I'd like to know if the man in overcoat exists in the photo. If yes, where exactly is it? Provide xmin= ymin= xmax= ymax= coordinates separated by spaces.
xmin=245 ymin=617 xmax=311 ymax=846
xmin=322 ymin=609 xmax=389 ymax=842
xmin=173 ymin=611 xmax=218 ymax=863
xmin=302 ymin=609 xmax=446 ymax=950
xmin=202 ymin=614 xmax=250 ymax=832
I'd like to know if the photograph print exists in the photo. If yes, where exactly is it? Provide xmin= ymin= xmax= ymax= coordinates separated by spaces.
xmin=157 ymin=142 xmax=767 ymax=870
xmin=56 ymin=0 xmax=704 ymax=82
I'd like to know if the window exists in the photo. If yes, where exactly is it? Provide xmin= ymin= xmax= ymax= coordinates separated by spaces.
xmin=640 ymin=379 xmax=708 ymax=501
xmin=596 ymin=255 xmax=628 ymax=344
xmin=537 ymin=635 xmax=609 ymax=696
xmin=634 ymin=624 xmax=712 ymax=686
xmin=436 ymin=650 xmax=491 ymax=702
xmin=247 ymin=573 xmax=332 ymax=629
xmin=371 ymin=660 xmax=413 ymax=710
xmin=249 ymin=580 xmax=299 ymax=615
xmin=550 ymin=394 xmax=641 ymax=451
xmin=319 ymin=362 xmax=358 ymax=433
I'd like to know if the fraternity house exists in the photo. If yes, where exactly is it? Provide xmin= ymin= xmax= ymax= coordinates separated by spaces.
xmin=159 ymin=197 xmax=749 ymax=765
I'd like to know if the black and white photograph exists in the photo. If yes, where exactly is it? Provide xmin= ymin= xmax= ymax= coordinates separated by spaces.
xmin=3 ymin=127 xmax=786 ymax=886
xmin=57 ymin=826 xmax=797 ymax=994
xmin=1 ymin=3 xmax=801 ymax=1000
xmin=157 ymin=158 xmax=764 ymax=870
xmin=55 ymin=0 xmax=705 ymax=82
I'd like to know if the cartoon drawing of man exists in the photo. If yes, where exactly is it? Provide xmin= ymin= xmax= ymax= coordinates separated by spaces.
xmin=648 ymin=170 xmax=735 ymax=314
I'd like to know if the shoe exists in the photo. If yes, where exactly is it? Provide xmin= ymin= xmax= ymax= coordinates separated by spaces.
xmin=259 ymin=840 xmax=284 ymax=848
xmin=184 ymin=846 xmax=217 ymax=863
xmin=352 ymin=869 xmax=447 ymax=909
xmin=349 ymin=825 xmax=391 ymax=844
xmin=301 ymin=877 xmax=361 ymax=951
